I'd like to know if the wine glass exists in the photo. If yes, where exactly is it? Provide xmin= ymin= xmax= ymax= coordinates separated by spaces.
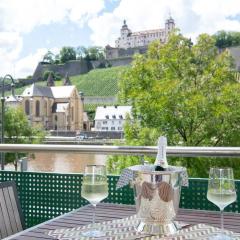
xmin=81 ymin=165 xmax=108 ymax=237
xmin=207 ymin=168 xmax=237 ymax=240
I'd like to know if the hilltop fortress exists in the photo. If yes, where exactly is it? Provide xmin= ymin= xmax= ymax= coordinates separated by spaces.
xmin=24 ymin=17 xmax=175 ymax=83
xmin=106 ymin=17 xmax=175 ymax=59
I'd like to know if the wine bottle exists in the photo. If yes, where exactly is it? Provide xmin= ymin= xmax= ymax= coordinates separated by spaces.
xmin=154 ymin=136 xmax=168 ymax=171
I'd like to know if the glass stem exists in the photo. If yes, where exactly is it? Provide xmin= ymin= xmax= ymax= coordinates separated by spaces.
xmin=220 ymin=209 xmax=224 ymax=232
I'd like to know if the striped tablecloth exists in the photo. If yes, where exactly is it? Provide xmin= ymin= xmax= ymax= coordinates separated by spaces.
xmin=47 ymin=215 xmax=240 ymax=240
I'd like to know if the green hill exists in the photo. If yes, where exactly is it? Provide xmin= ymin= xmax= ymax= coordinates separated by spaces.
xmin=70 ymin=66 xmax=127 ymax=96
xmin=8 ymin=66 xmax=127 ymax=97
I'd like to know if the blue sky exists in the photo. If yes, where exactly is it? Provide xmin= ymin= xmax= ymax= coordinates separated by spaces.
xmin=1 ymin=0 xmax=240 ymax=78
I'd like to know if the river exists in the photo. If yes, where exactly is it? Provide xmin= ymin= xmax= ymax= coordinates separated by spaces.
xmin=6 ymin=152 xmax=107 ymax=173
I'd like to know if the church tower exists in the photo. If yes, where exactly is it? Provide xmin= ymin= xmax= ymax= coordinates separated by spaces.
xmin=120 ymin=20 xmax=131 ymax=38
xmin=165 ymin=16 xmax=175 ymax=34
xmin=63 ymin=72 xmax=72 ymax=86
xmin=46 ymin=72 xmax=55 ymax=87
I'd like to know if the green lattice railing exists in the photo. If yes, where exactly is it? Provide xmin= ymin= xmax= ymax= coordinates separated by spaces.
xmin=0 ymin=171 xmax=239 ymax=228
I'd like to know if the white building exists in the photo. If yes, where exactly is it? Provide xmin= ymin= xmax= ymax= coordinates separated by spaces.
xmin=94 ymin=106 xmax=132 ymax=132
xmin=115 ymin=17 xmax=175 ymax=49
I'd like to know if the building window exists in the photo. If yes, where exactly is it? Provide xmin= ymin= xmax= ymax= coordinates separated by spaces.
xmin=112 ymin=115 xmax=116 ymax=119
xmin=111 ymin=127 xmax=115 ymax=130
xmin=25 ymin=100 xmax=30 ymax=115
xmin=103 ymin=121 xmax=107 ymax=124
xmin=55 ymin=115 xmax=58 ymax=121
xmin=44 ymin=100 xmax=47 ymax=115
xmin=36 ymin=100 xmax=40 ymax=117
xmin=118 ymin=127 xmax=122 ymax=130
xmin=71 ymin=107 xmax=74 ymax=121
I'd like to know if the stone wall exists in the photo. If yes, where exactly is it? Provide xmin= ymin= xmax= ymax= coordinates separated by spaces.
xmin=228 ymin=47 xmax=240 ymax=71
xmin=32 ymin=60 xmax=90 ymax=81
xmin=105 ymin=45 xmax=147 ymax=60
xmin=108 ymin=57 xmax=132 ymax=67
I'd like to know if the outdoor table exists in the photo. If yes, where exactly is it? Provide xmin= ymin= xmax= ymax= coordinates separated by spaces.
xmin=5 ymin=203 xmax=240 ymax=240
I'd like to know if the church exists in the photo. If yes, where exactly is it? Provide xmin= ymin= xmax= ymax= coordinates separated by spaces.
xmin=6 ymin=73 xmax=84 ymax=131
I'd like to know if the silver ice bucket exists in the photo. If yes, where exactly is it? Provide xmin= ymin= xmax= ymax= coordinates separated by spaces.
xmin=132 ymin=168 xmax=182 ymax=235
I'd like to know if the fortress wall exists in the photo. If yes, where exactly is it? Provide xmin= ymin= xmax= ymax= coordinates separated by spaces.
xmin=32 ymin=60 xmax=89 ymax=81
xmin=13 ymin=56 xmax=133 ymax=92
xmin=108 ymin=57 xmax=133 ymax=67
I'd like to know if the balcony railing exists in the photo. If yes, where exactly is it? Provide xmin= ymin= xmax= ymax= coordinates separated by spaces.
xmin=0 ymin=171 xmax=239 ymax=229
xmin=0 ymin=144 xmax=240 ymax=228
xmin=0 ymin=144 xmax=240 ymax=157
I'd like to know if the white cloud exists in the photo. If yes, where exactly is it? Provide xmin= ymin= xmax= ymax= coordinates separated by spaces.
xmin=0 ymin=32 xmax=22 ymax=61
xmin=0 ymin=0 xmax=105 ymax=77
xmin=0 ymin=47 xmax=59 ymax=78
xmin=0 ymin=32 xmax=23 ymax=77
xmin=89 ymin=0 xmax=240 ymax=46
xmin=0 ymin=0 xmax=105 ymax=33
xmin=14 ymin=47 xmax=59 ymax=78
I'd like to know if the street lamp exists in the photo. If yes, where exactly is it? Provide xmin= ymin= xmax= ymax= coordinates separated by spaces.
xmin=0 ymin=74 xmax=16 ymax=170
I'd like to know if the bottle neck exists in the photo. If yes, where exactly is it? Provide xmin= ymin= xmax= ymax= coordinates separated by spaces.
xmin=154 ymin=136 xmax=168 ymax=168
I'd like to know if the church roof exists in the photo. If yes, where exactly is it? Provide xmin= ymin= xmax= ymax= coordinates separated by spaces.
xmin=22 ymin=84 xmax=54 ymax=98
xmin=51 ymin=86 xmax=75 ymax=98
xmin=22 ymin=84 xmax=76 ymax=99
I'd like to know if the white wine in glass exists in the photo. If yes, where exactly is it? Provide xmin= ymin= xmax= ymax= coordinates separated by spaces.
xmin=81 ymin=165 xmax=108 ymax=237
xmin=207 ymin=168 xmax=237 ymax=240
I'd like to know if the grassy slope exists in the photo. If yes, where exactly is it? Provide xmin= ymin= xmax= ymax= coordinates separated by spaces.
xmin=70 ymin=66 xmax=127 ymax=96
xmin=10 ymin=66 xmax=127 ymax=97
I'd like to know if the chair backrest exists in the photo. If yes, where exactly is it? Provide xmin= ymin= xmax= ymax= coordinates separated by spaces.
xmin=0 ymin=181 xmax=25 ymax=239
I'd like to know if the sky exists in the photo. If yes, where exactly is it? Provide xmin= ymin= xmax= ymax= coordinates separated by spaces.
xmin=1 ymin=0 xmax=240 ymax=78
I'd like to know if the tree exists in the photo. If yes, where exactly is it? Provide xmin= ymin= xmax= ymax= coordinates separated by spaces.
xmin=54 ymin=54 xmax=61 ymax=64
xmin=214 ymin=30 xmax=240 ymax=48
xmin=43 ymin=70 xmax=61 ymax=82
xmin=42 ymin=51 xmax=55 ymax=64
xmin=87 ymin=46 xmax=105 ymax=60
xmin=43 ymin=70 xmax=54 ymax=81
xmin=76 ymin=46 xmax=87 ymax=60
xmin=4 ymin=107 xmax=45 ymax=170
xmin=76 ymin=46 xmax=105 ymax=61
xmin=115 ymin=31 xmax=240 ymax=177
xmin=59 ymin=46 xmax=76 ymax=63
